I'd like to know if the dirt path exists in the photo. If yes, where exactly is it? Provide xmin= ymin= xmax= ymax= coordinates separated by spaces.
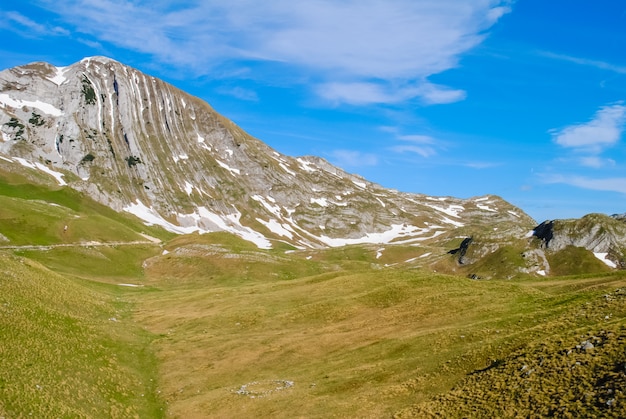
xmin=0 ymin=240 xmax=160 ymax=251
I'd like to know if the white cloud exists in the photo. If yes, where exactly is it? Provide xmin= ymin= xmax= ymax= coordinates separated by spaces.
xmin=39 ymin=0 xmax=511 ymax=105
xmin=391 ymin=145 xmax=437 ymax=158
xmin=541 ymin=51 xmax=626 ymax=75
xmin=579 ymin=156 xmax=616 ymax=169
xmin=415 ymin=82 xmax=467 ymax=105
xmin=217 ymin=86 xmax=259 ymax=102
xmin=388 ymin=131 xmax=441 ymax=158
xmin=329 ymin=150 xmax=378 ymax=167
xmin=551 ymin=104 xmax=626 ymax=152
xmin=465 ymin=161 xmax=501 ymax=169
xmin=5 ymin=11 xmax=68 ymax=37
xmin=544 ymin=174 xmax=626 ymax=194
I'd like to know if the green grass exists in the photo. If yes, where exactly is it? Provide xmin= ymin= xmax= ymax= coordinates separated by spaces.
xmin=2 ymin=163 xmax=626 ymax=417
xmin=0 ymin=166 xmax=174 ymax=246
xmin=0 ymin=252 xmax=164 ymax=418
xmin=133 ymin=242 xmax=626 ymax=418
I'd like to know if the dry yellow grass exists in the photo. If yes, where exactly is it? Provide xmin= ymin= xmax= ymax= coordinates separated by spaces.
xmin=132 ymin=242 xmax=626 ymax=418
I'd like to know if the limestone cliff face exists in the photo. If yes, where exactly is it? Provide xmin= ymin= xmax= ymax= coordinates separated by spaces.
xmin=532 ymin=214 xmax=626 ymax=269
xmin=0 ymin=57 xmax=536 ymax=249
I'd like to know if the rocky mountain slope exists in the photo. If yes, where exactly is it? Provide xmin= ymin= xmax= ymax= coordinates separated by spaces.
xmin=1 ymin=57 xmax=624 ymax=276
xmin=0 ymin=57 xmax=534 ymax=249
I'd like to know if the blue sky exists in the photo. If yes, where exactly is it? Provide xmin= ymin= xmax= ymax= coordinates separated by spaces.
xmin=1 ymin=0 xmax=625 ymax=222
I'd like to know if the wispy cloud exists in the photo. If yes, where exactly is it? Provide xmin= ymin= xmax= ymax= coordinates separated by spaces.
xmin=543 ymin=174 xmax=626 ymax=194
xmin=541 ymin=51 xmax=626 ymax=74
xmin=550 ymin=103 xmax=626 ymax=153
xmin=386 ymin=128 xmax=442 ymax=158
xmin=579 ymin=156 xmax=616 ymax=169
xmin=216 ymin=86 xmax=259 ymax=102
xmin=329 ymin=149 xmax=379 ymax=167
xmin=35 ymin=0 xmax=512 ymax=105
xmin=4 ymin=11 xmax=68 ymax=37
xmin=465 ymin=161 xmax=501 ymax=169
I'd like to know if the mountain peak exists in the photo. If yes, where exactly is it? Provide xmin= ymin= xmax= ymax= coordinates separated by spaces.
xmin=0 ymin=57 xmax=536 ymax=251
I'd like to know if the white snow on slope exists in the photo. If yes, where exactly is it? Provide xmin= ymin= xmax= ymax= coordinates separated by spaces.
xmin=477 ymin=203 xmax=497 ymax=212
xmin=124 ymin=201 xmax=198 ymax=234
xmin=13 ymin=157 xmax=66 ymax=185
xmin=0 ymin=93 xmax=64 ymax=116
xmin=216 ymin=159 xmax=240 ymax=175
xmin=183 ymin=181 xmax=194 ymax=196
xmin=279 ymin=162 xmax=296 ymax=176
xmin=124 ymin=201 xmax=272 ymax=249
xmin=256 ymin=218 xmax=294 ymax=239
xmin=317 ymin=224 xmax=422 ymax=247
xmin=47 ymin=66 xmax=68 ymax=85
xmin=252 ymin=195 xmax=281 ymax=216
xmin=297 ymin=158 xmax=317 ymax=172
xmin=424 ymin=203 xmax=464 ymax=218
xmin=352 ymin=180 xmax=366 ymax=189
xmin=311 ymin=197 xmax=329 ymax=207
xmin=594 ymin=253 xmax=617 ymax=268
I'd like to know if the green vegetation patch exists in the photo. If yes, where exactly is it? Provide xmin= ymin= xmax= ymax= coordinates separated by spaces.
xmin=0 ymin=253 xmax=164 ymax=418
xmin=548 ymin=245 xmax=613 ymax=276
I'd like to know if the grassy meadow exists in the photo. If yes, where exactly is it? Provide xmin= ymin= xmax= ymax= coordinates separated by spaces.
xmin=2 ymin=167 xmax=626 ymax=417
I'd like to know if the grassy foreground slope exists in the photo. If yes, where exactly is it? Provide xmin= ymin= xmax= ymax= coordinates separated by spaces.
xmin=137 ymin=235 xmax=626 ymax=418
xmin=2 ymin=164 xmax=626 ymax=417
xmin=0 ymin=164 xmax=172 ymax=246
xmin=0 ymin=252 xmax=164 ymax=418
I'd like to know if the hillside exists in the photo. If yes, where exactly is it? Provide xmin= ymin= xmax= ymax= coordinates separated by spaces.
xmin=1 ymin=56 xmax=626 ymax=417
xmin=3 ymin=225 xmax=626 ymax=417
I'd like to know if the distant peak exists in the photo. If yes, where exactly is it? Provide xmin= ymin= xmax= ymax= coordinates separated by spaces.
xmin=79 ymin=56 xmax=121 ymax=66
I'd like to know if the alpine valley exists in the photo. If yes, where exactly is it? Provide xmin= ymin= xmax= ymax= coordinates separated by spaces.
xmin=1 ymin=57 xmax=626 ymax=418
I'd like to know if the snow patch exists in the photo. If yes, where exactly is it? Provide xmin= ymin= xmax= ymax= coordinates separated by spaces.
xmin=297 ymin=158 xmax=317 ymax=172
xmin=183 ymin=181 xmax=194 ymax=196
xmin=173 ymin=154 xmax=188 ymax=163
xmin=424 ymin=203 xmax=464 ymax=218
xmin=0 ymin=93 xmax=64 ymax=116
xmin=352 ymin=180 xmax=366 ymax=189
xmin=252 ymin=195 xmax=282 ymax=217
xmin=124 ymin=201 xmax=272 ymax=249
xmin=508 ymin=210 xmax=520 ymax=218
xmin=197 ymin=133 xmax=205 ymax=143
xmin=594 ymin=253 xmax=617 ymax=268
xmin=317 ymin=224 xmax=423 ymax=247
xmin=256 ymin=218 xmax=294 ymax=239
xmin=47 ymin=66 xmax=68 ymax=85
xmin=477 ymin=203 xmax=497 ymax=212
xmin=376 ymin=248 xmax=384 ymax=259
xmin=440 ymin=216 xmax=465 ymax=228
xmin=311 ymin=197 xmax=329 ymax=207
xmin=14 ymin=157 xmax=66 ymax=185
xmin=279 ymin=162 xmax=296 ymax=176
xmin=216 ymin=159 xmax=240 ymax=175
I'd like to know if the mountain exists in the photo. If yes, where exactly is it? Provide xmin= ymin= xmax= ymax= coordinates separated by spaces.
xmin=0 ymin=57 xmax=535 ymax=249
